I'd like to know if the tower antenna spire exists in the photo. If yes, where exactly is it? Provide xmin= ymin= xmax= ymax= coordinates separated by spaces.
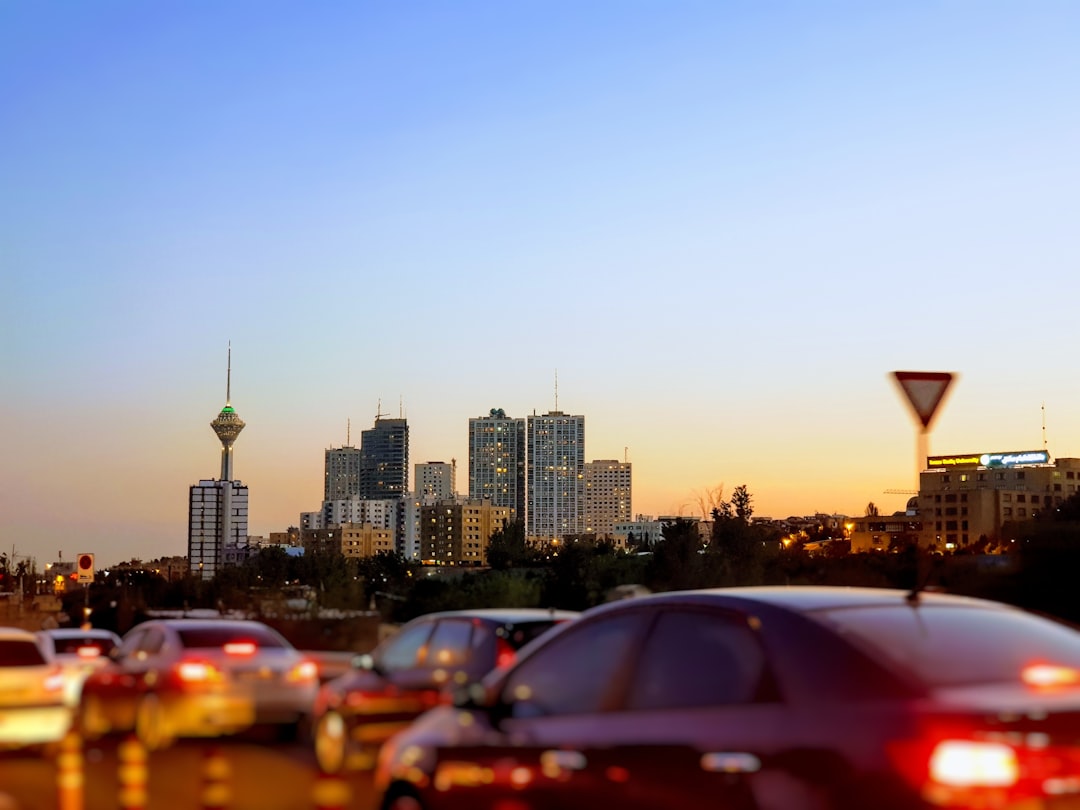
xmin=226 ymin=341 xmax=232 ymax=405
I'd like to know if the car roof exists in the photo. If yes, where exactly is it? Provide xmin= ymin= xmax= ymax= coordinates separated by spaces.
xmin=582 ymin=585 xmax=1011 ymax=617
xmin=130 ymin=619 xmax=280 ymax=633
xmin=42 ymin=628 xmax=120 ymax=639
xmin=414 ymin=608 xmax=580 ymax=624
xmin=0 ymin=627 xmax=38 ymax=642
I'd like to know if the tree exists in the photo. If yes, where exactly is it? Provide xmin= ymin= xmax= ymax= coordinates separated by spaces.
xmin=731 ymin=485 xmax=753 ymax=521
xmin=646 ymin=519 xmax=708 ymax=592
xmin=691 ymin=483 xmax=725 ymax=520
xmin=486 ymin=519 xmax=535 ymax=570
xmin=865 ymin=502 xmax=879 ymax=517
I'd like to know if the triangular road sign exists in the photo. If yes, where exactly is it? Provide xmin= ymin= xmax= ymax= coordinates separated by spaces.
xmin=893 ymin=371 xmax=955 ymax=429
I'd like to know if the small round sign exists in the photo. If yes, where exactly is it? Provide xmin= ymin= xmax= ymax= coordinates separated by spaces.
xmin=79 ymin=554 xmax=93 ymax=570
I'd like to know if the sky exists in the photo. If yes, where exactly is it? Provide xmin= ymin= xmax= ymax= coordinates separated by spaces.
xmin=3 ymin=1 xmax=1080 ymax=568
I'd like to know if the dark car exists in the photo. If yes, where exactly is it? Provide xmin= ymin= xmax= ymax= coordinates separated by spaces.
xmin=374 ymin=587 xmax=1080 ymax=810
xmin=313 ymin=608 xmax=578 ymax=774
xmin=79 ymin=619 xmax=319 ymax=749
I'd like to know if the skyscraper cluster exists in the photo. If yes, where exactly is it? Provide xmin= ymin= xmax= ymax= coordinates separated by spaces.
xmin=187 ymin=356 xmax=632 ymax=572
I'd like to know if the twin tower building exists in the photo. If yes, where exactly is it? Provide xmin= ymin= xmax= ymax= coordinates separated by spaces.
xmin=188 ymin=362 xmax=632 ymax=580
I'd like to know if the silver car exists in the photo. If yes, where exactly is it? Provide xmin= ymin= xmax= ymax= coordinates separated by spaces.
xmin=37 ymin=627 xmax=122 ymax=708
xmin=79 ymin=618 xmax=318 ymax=749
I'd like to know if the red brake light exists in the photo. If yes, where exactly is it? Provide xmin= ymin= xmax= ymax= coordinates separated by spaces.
xmin=495 ymin=637 xmax=515 ymax=669
xmin=224 ymin=641 xmax=257 ymax=656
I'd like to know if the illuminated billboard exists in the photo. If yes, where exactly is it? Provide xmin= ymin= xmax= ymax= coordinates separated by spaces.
xmin=927 ymin=450 xmax=1050 ymax=469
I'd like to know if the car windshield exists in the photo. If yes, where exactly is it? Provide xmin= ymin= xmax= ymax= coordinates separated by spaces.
xmin=0 ymin=640 xmax=47 ymax=667
xmin=176 ymin=626 xmax=289 ymax=650
xmin=50 ymin=636 xmax=117 ymax=656
xmin=818 ymin=604 xmax=1080 ymax=687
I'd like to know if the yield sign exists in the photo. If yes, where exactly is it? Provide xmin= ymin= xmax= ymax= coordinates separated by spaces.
xmin=893 ymin=371 xmax=955 ymax=429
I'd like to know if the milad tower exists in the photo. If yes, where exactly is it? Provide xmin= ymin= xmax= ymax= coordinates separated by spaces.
xmin=188 ymin=346 xmax=250 ymax=580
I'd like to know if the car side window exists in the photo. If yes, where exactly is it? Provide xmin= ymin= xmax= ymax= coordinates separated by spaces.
xmin=501 ymin=612 xmax=644 ymax=718
xmin=139 ymin=627 xmax=166 ymax=656
xmin=378 ymin=621 xmax=435 ymax=672
xmin=423 ymin=620 xmax=473 ymax=669
xmin=626 ymin=609 xmax=770 ymax=711
xmin=117 ymin=628 xmax=146 ymax=659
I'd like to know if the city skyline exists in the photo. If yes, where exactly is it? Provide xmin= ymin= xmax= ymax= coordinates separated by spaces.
xmin=5 ymin=3 xmax=1080 ymax=567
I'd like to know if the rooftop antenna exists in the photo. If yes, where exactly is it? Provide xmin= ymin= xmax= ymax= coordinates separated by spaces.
xmin=624 ymin=446 xmax=629 ymax=463
xmin=1043 ymin=402 xmax=1048 ymax=451
xmin=400 ymin=395 xmax=403 ymax=419
xmin=375 ymin=399 xmax=390 ymax=421
xmin=554 ymin=369 xmax=559 ymax=412
xmin=347 ymin=418 xmax=351 ymax=446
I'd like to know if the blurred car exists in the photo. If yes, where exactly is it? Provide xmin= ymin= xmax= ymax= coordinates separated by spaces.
xmin=375 ymin=587 xmax=1080 ymax=810
xmin=0 ymin=627 xmax=71 ymax=751
xmin=37 ymin=627 xmax=122 ymax=707
xmin=313 ymin=608 xmax=578 ymax=774
xmin=79 ymin=618 xmax=319 ymax=749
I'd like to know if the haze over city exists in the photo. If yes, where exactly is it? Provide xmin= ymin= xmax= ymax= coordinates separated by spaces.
xmin=4 ymin=2 xmax=1079 ymax=567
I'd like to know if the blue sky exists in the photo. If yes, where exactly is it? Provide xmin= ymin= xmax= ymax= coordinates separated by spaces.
xmin=3 ymin=2 xmax=1079 ymax=566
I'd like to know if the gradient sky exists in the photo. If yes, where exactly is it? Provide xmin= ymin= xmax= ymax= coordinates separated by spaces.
xmin=4 ymin=2 xmax=1079 ymax=568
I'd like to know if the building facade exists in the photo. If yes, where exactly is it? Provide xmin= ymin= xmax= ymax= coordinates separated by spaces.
xmin=189 ymin=479 xmax=248 ymax=579
xmin=585 ymin=459 xmax=632 ymax=536
xmin=325 ymin=446 xmax=363 ymax=501
xmin=420 ymin=499 xmax=512 ymax=566
xmin=848 ymin=451 xmax=1080 ymax=552
xmin=415 ymin=461 xmax=456 ymax=502
xmin=526 ymin=411 xmax=585 ymax=541
xmin=359 ymin=417 xmax=409 ymax=500
xmin=468 ymin=409 xmax=526 ymax=519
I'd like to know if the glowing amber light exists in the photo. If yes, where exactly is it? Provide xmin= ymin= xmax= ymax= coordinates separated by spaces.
xmin=1022 ymin=664 xmax=1080 ymax=688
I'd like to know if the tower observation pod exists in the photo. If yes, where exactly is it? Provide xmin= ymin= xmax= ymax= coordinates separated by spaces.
xmin=211 ymin=345 xmax=245 ymax=481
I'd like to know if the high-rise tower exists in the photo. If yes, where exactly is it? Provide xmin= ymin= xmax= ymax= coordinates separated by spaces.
xmin=210 ymin=345 xmax=245 ymax=480
xmin=469 ymin=408 xmax=526 ymax=518
xmin=359 ymin=415 xmax=409 ymax=500
xmin=526 ymin=410 xmax=585 ymax=540
xmin=189 ymin=346 xmax=249 ymax=580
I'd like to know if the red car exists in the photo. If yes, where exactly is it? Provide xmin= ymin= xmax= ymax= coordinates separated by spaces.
xmin=313 ymin=608 xmax=578 ymax=774
xmin=375 ymin=586 xmax=1080 ymax=810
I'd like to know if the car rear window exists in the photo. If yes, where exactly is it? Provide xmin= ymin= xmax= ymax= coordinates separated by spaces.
xmin=501 ymin=621 xmax=564 ymax=651
xmin=0 ymin=640 xmax=47 ymax=666
xmin=51 ymin=636 xmax=117 ymax=656
xmin=818 ymin=603 xmax=1080 ymax=687
xmin=176 ymin=626 xmax=289 ymax=650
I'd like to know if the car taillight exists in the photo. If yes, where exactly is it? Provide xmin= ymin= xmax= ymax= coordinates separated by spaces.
xmin=44 ymin=666 xmax=64 ymax=693
xmin=893 ymin=731 xmax=1080 ymax=807
xmin=929 ymin=740 xmax=1018 ymax=787
xmin=176 ymin=660 xmax=222 ymax=684
xmin=224 ymin=641 xmax=257 ymax=656
xmin=76 ymin=645 xmax=102 ymax=659
xmin=287 ymin=660 xmax=319 ymax=683
xmin=495 ymin=637 xmax=516 ymax=669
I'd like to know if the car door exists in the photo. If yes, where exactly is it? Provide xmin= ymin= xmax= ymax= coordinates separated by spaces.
xmin=431 ymin=610 xmax=649 ymax=810
xmin=584 ymin=606 xmax=791 ymax=810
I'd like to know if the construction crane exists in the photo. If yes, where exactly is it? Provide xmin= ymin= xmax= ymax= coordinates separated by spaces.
xmin=884 ymin=489 xmax=918 ymax=495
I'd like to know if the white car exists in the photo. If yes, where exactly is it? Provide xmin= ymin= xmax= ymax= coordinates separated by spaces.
xmin=0 ymin=627 xmax=72 ymax=750
xmin=37 ymin=627 xmax=122 ymax=707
